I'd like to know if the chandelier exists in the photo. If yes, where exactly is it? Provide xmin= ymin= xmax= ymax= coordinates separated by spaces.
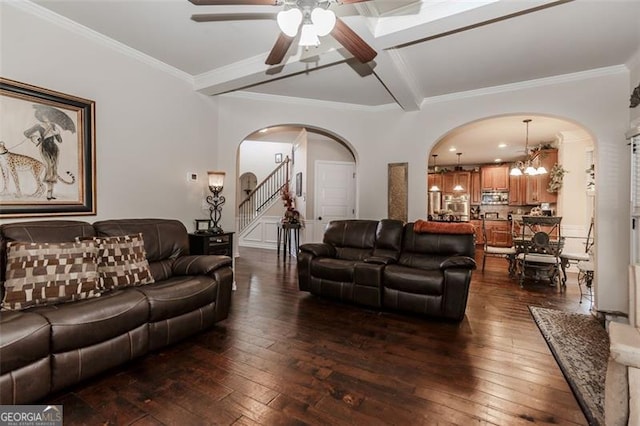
xmin=509 ymin=119 xmax=548 ymax=176
xmin=277 ymin=0 xmax=337 ymax=47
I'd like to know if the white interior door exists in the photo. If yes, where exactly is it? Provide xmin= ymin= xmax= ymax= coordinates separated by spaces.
xmin=314 ymin=161 xmax=356 ymax=236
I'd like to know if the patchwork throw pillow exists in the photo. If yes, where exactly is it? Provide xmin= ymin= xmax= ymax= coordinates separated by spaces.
xmin=2 ymin=240 xmax=100 ymax=310
xmin=90 ymin=233 xmax=155 ymax=290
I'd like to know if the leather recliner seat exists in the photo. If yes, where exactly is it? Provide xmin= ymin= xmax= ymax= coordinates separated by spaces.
xmin=298 ymin=219 xmax=476 ymax=321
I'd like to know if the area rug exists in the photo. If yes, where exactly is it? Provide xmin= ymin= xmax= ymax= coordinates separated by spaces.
xmin=529 ymin=306 xmax=609 ymax=426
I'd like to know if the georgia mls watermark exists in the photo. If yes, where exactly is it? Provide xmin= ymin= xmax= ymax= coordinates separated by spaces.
xmin=0 ymin=405 xmax=62 ymax=426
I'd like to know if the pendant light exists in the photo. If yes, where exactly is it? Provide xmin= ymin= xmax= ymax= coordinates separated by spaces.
xmin=453 ymin=153 xmax=464 ymax=191
xmin=429 ymin=154 xmax=440 ymax=192
xmin=510 ymin=119 xmax=548 ymax=176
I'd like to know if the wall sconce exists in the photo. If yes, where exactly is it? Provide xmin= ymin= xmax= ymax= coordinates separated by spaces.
xmin=206 ymin=171 xmax=226 ymax=235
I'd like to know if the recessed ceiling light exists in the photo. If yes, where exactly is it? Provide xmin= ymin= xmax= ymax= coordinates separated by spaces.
xmin=498 ymin=143 xmax=507 ymax=148
xmin=449 ymin=147 xmax=456 ymax=152
xmin=494 ymin=158 xmax=502 ymax=162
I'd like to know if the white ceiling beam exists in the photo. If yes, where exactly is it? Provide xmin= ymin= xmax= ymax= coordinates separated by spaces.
xmin=370 ymin=47 xmax=422 ymax=112
xmin=193 ymin=47 xmax=347 ymax=96
xmin=334 ymin=15 xmax=421 ymax=111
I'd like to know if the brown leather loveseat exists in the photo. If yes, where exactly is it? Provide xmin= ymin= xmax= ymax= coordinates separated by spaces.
xmin=297 ymin=219 xmax=476 ymax=321
xmin=0 ymin=218 xmax=233 ymax=404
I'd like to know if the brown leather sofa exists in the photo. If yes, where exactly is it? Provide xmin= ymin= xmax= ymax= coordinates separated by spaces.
xmin=0 ymin=218 xmax=233 ymax=404
xmin=297 ymin=219 xmax=476 ymax=321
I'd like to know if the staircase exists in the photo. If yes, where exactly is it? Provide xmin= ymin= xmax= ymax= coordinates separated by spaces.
xmin=238 ymin=156 xmax=289 ymax=233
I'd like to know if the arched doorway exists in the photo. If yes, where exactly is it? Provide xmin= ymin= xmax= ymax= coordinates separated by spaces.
xmin=238 ymin=172 xmax=257 ymax=202
xmin=236 ymin=125 xmax=357 ymax=250
xmin=428 ymin=114 xmax=595 ymax=302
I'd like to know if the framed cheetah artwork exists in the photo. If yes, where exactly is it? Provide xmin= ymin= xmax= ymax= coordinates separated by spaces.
xmin=0 ymin=78 xmax=96 ymax=217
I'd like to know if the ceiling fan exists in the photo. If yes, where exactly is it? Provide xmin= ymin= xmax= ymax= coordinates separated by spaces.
xmin=189 ymin=0 xmax=377 ymax=66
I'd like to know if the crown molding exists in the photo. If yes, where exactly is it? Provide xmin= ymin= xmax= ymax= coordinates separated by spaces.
xmin=13 ymin=1 xmax=193 ymax=84
xmin=421 ymin=65 xmax=628 ymax=106
xmin=221 ymin=91 xmax=399 ymax=113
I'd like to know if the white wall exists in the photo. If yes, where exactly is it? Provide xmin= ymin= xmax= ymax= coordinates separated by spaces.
xmin=217 ymin=69 xmax=631 ymax=313
xmin=629 ymin=48 xmax=640 ymax=126
xmin=291 ymin=129 xmax=308 ymax=221
xmin=557 ymin=132 xmax=594 ymax=257
xmin=0 ymin=4 xmax=219 ymax=231
xmin=238 ymin=140 xmax=292 ymax=183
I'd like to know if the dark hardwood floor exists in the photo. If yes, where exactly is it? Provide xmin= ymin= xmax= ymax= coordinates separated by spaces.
xmin=51 ymin=247 xmax=591 ymax=425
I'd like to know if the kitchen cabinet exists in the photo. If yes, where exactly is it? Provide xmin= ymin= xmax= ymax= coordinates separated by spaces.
xmin=428 ymin=173 xmax=443 ymax=191
xmin=470 ymin=171 xmax=481 ymax=205
xmin=509 ymin=174 xmax=527 ymax=206
xmin=525 ymin=149 xmax=558 ymax=205
xmin=484 ymin=220 xmax=513 ymax=247
xmin=481 ymin=165 xmax=509 ymax=191
xmin=442 ymin=171 xmax=471 ymax=194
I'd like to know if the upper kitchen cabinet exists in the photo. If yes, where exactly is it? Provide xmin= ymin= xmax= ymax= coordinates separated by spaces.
xmin=470 ymin=171 xmax=481 ymax=204
xmin=509 ymin=174 xmax=527 ymax=206
xmin=481 ymin=165 xmax=509 ymax=191
xmin=442 ymin=171 xmax=471 ymax=194
xmin=525 ymin=149 xmax=558 ymax=204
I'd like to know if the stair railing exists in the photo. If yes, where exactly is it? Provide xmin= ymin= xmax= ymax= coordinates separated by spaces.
xmin=238 ymin=156 xmax=289 ymax=233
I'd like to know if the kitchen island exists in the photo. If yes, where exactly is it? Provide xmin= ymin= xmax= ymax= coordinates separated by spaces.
xmin=470 ymin=218 xmax=512 ymax=246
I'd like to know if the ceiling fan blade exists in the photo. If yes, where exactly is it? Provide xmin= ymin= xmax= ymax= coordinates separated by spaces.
xmin=191 ymin=12 xmax=277 ymax=22
xmin=265 ymin=33 xmax=294 ymax=65
xmin=331 ymin=17 xmax=377 ymax=63
xmin=189 ymin=0 xmax=280 ymax=5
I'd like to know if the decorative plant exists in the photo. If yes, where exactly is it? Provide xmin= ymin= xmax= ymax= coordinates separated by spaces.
xmin=280 ymin=183 xmax=302 ymax=225
xmin=547 ymin=163 xmax=568 ymax=193
xmin=530 ymin=143 xmax=556 ymax=156
xmin=586 ymin=164 xmax=595 ymax=191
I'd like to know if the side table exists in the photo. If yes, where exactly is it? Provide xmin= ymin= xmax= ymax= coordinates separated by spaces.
xmin=277 ymin=223 xmax=301 ymax=258
xmin=189 ymin=232 xmax=236 ymax=290
xmin=188 ymin=232 xmax=234 ymax=257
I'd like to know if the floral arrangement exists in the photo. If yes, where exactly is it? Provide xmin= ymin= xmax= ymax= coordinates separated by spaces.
xmin=547 ymin=163 xmax=568 ymax=193
xmin=281 ymin=183 xmax=302 ymax=225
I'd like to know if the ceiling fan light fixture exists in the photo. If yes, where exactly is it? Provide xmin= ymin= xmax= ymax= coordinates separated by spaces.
xmin=311 ymin=7 xmax=336 ymax=36
xmin=299 ymin=23 xmax=320 ymax=46
xmin=277 ymin=8 xmax=302 ymax=37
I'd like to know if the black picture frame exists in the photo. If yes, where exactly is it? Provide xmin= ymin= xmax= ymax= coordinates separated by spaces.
xmin=295 ymin=172 xmax=302 ymax=197
xmin=275 ymin=153 xmax=283 ymax=163
xmin=0 ymin=77 xmax=96 ymax=217
xmin=195 ymin=219 xmax=212 ymax=234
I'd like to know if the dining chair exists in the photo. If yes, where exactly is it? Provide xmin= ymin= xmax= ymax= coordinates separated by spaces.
xmin=559 ymin=217 xmax=594 ymax=287
xmin=516 ymin=216 xmax=564 ymax=287
xmin=576 ymin=259 xmax=594 ymax=304
xmin=481 ymin=218 xmax=516 ymax=275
